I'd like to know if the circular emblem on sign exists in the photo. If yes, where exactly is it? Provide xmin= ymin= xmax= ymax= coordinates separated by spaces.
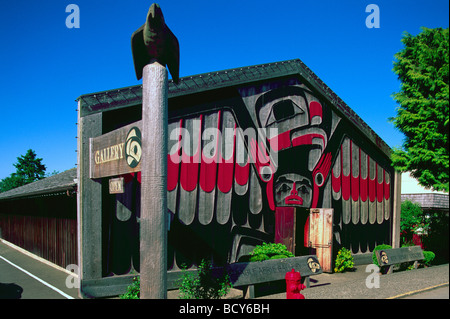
xmin=307 ymin=257 xmax=321 ymax=273
xmin=380 ymin=251 xmax=389 ymax=265
xmin=125 ymin=127 xmax=142 ymax=168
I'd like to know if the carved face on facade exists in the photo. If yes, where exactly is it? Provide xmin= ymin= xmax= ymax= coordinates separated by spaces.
xmin=274 ymin=173 xmax=312 ymax=207
xmin=249 ymin=82 xmax=328 ymax=209
xmin=271 ymin=141 xmax=318 ymax=208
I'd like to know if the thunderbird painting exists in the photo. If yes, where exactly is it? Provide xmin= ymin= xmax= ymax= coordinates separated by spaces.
xmin=77 ymin=59 xmax=396 ymax=283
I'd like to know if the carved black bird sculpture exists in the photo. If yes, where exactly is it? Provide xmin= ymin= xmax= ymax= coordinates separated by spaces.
xmin=131 ymin=3 xmax=180 ymax=84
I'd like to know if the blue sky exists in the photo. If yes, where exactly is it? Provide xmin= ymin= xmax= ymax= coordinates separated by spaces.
xmin=0 ymin=0 xmax=448 ymax=180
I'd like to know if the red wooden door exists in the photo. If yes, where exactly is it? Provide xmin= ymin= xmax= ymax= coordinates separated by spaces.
xmin=275 ymin=207 xmax=296 ymax=254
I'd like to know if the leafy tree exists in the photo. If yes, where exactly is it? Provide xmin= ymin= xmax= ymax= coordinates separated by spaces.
xmin=0 ymin=149 xmax=47 ymax=192
xmin=390 ymin=27 xmax=449 ymax=192
xmin=400 ymin=200 xmax=424 ymax=234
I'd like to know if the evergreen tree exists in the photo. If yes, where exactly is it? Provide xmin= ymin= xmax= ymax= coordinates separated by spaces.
xmin=0 ymin=174 xmax=23 ymax=193
xmin=0 ymin=149 xmax=47 ymax=192
xmin=390 ymin=27 xmax=449 ymax=192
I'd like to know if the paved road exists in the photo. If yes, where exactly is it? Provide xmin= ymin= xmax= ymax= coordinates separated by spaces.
xmin=401 ymin=286 xmax=449 ymax=299
xmin=0 ymin=240 xmax=79 ymax=299
xmin=1 ymin=238 xmax=449 ymax=300
xmin=258 ymin=262 xmax=449 ymax=299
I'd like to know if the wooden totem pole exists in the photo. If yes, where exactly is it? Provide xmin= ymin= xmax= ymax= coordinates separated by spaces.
xmin=131 ymin=3 xmax=179 ymax=299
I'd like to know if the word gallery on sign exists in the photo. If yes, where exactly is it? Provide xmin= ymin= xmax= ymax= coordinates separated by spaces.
xmin=94 ymin=143 xmax=125 ymax=165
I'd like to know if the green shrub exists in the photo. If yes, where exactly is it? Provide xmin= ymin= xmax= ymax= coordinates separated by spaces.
xmin=119 ymin=276 xmax=140 ymax=299
xmin=422 ymin=251 xmax=435 ymax=266
xmin=178 ymin=259 xmax=232 ymax=299
xmin=249 ymin=242 xmax=294 ymax=262
xmin=372 ymin=244 xmax=392 ymax=267
xmin=334 ymin=247 xmax=354 ymax=273
xmin=249 ymin=254 xmax=268 ymax=262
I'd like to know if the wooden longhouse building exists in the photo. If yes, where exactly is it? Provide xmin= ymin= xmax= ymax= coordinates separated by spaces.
xmin=0 ymin=59 xmax=404 ymax=298
xmin=76 ymin=59 xmax=401 ymax=297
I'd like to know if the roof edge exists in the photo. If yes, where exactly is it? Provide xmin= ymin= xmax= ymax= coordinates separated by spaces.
xmin=0 ymin=168 xmax=77 ymax=201
xmin=77 ymin=58 xmax=392 ymax=157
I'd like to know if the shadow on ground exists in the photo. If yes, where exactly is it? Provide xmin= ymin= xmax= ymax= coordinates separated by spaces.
xmin=0 ymin=283 xmax=23 ymax=299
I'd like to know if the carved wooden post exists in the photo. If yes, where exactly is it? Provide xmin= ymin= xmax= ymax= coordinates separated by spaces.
xmin=392 ymin=171 xmax=402 ymax=248
xmin=140 ymin=62 xmax=168 ymax=299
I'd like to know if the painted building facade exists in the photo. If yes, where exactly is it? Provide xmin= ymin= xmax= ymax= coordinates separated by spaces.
xmin=77 ymin=59 xmax=400 ymax=297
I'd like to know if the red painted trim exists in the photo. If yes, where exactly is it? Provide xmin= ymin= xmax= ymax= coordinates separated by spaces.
xmin=167 ymin=119 xmax=182 ymax=191
xmin=266 ymin=178 xmax=275 ymax=211
xmin=235 ymin=161 xmax=249 ymax=186
xmin=136 ymin=171 xmax=141 ymax=183
xmin=351 ymin=144 xmax=359 ymax=201
xmin=368 ymin=161 xmax=376 ymax=202
xmin=122 ymin=173 xmax=134 ymax=184
xmin=360 ymin=152 xmax=368 ymax=202
xmin=199 ymin=112 xmax=221 ymax=192
xmin=291 ymin=133 xmax=325 ymax=147
xmin=199 ymin=160 xmax=217 ymax=193
xmin=377 ymin=167 xmax=384 ymax=203
xmin=167 ymin=155 xmax=179 ymax=191
xmin=180 ymin=115 xmax=202 ymax=192
xmin=384 ymin=173 xmax=390 ymax=200
xmin=218 ymin=123 xmax=236 ymax=193
xmin=217 ymin=161 xmax=234 ymax=193
xmin=268 ymin=129 xmax=291 ymax=151
xmin=341 ymin=144 xmax=351 ymax=201
xmin=332 ymin=168 xmax=341 ymax=194
xmin=342 ymin=173 xmax=351 ymax=201
xmin=309 ymin=101 xmax=322 ymax=122
xmin=312 ymin=152 xmax=332 ymax=208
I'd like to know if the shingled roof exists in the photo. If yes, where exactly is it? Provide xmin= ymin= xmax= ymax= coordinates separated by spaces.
xmin=0 ymin=168 xmax=77 ymax=201
xmin=401 ymin=193 xmax=449 ymax=211
xmin=77 ymin=58 xmax=391 ymax=156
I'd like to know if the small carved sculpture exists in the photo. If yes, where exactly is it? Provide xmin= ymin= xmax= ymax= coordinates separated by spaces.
xmin=131 ymin=3 xmax=180 ymax=83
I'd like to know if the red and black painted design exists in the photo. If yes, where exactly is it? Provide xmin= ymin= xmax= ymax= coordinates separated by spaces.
xmin=105 ymin=77 xmax=394 ymax=274
xmin=331 ymin=137 xmax=391 ymax=225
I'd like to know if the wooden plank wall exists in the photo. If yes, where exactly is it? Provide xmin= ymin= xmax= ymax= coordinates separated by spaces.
xmin=308 ymin=209 xmax=333 ymax=272
xmin=0 ymin=196 xmax=77 ymax=269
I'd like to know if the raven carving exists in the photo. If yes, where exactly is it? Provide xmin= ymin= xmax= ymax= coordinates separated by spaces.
xmin=131 ymin=3 xmax=180 ymax=84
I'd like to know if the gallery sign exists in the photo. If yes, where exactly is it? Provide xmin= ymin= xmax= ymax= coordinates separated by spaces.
xmin=90 ymin=121 xmax=142 ymax=179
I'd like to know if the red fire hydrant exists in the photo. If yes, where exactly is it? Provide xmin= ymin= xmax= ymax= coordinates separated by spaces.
xmin=285 ymin=269 xmax=306 ymax=299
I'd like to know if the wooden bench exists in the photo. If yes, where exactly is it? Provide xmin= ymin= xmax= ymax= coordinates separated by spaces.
xmin=168 ymin=255 xmax=323 ymax=299
xmin=81 ymin=255 xmax=322 ymax=298
xmin=375 ymin=245 xmax=424 ymax=274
